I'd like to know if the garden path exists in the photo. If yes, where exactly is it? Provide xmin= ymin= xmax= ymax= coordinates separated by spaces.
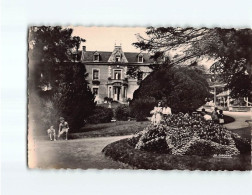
xmin=223 ymin=111 xmax=252 ymax=130
xmin=203 ymin=108 xmax=251 ymax=129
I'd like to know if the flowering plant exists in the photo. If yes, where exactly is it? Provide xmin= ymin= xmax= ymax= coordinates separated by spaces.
xmin=128 ymin=113 xmax=249 ymax=156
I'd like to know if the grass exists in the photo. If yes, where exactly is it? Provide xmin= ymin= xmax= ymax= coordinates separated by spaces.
xmin=230 ymin=126 xmax=251 ymax=141
xmin=71 ymin=112 xmax=235 ymax=139
xmin=38 ymin=113 xmax=235 ymax=140
xmin=68 ymin=121 xmax=150 ymax=139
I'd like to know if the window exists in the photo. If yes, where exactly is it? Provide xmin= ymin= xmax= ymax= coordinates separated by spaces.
xmin=93 ymin=69 xmax=99 ymax=80
xmin=114 ymin=70 xmax=122 ymax=80
xmin=93 ymin=88 xmax=98 ymax=95
xmin=116 ymin=56 xmax=121 ymax=62
xmin=94 ymin=54 xmax=99 ymax=62
xmin=138 ymin=55 xmax=143 ymax=63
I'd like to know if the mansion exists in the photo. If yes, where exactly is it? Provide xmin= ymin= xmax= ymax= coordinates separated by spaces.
xmin=80 ymin=45 xmax=153 ymax=104
xmin=79 ymin=44 xmax=251 ymax=109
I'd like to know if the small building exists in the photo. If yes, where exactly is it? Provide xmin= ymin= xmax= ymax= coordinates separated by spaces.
xmin=80 ymin=45 xmax=153 ymax=104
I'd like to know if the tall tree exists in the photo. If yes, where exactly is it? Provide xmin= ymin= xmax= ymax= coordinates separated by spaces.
xmin=133 ymin=27 xmax=252 ymax=98
xmin=28 ymin=26 xmax=85 ymax=92
xmin=28 ymin=26 xmax=95 ymax=133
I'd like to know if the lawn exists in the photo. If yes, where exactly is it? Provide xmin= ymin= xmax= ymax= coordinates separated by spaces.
xmin=230 ymin=126 xmax=251 ymax=141
xmin=68 ymin=121 xmax=150 ymax=139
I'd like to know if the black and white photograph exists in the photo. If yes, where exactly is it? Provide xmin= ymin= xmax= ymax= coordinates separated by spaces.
xmin=2 ymin=0 xmax=252 ymax=194
xmin=28 ymin=26 xmax=252 ymax=171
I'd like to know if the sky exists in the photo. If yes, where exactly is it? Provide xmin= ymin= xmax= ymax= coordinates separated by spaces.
xmin=71 ymin=26 xmax=213 ymax=69
xmin=71 ymin=26 xmax=147 ymax=52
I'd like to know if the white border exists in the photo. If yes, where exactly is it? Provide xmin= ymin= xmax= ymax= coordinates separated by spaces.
xmin=1 ymin=0 xmax=252 ymax=194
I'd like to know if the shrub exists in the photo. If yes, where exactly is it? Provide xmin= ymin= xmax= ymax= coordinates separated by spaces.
xmin=104 ymin=97 xmax=109 ymax=103
xmin=115 ymin=105 xmax=130 ymax=121
xmin=130 ymin=97 xmax=157 ymax=121
xmin=87 ymin=106 xmax=113 ymax=124
xmin=132 ymin=65 xmax=211 ymax=114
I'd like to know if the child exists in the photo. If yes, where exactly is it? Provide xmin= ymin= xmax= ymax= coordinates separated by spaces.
xmin=58 ymin=117 xmax=69 ymax=140
xmin=47 ymin=125 xmax=56 ymax=141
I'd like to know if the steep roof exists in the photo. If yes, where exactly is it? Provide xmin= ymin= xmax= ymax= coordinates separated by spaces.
xmin=80 ymin=50 xmax=154 ymax=64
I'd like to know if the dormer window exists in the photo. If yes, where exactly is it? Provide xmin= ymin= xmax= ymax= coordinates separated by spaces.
xmin=116 ymin=56 xmax=121 ymax=62
xmin=93 ymin=52 xmax=100 ymax=62
xmin=138 ymin=54 xmax=144 ymax=63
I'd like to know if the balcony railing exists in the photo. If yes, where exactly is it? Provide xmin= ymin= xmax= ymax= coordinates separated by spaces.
xmin=107 ymin=78 xmax=128 ymax=86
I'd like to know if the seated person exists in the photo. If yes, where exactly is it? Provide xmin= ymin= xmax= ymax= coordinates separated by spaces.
xmin=218 ymin=110 xmax=224 ymax=124
xmin=201 ymin=108 xmax=207 ymax=116
xmin=211 ymin=107 xmax=219 ymax=123
xmin=47 ymin=125 xmax=56 ymax=141
xmin=201 ymin=108 xmax=212 ymax=121
xmin=58 ymin=117 xmax=69 ymax=140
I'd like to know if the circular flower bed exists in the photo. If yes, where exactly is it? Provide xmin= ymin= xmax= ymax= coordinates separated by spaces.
xmin=128 ymin=113 xmax=250 ymax=156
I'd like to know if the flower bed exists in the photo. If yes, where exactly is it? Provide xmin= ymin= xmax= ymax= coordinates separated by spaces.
xmin=128 ymin=113 xmax=250 ymax=156
xmin=102 ymin=138 xmax=251 ymax=170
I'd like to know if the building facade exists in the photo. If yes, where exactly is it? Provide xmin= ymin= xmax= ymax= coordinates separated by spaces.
xmin=80 ymin=45 xmax=153 ymax=104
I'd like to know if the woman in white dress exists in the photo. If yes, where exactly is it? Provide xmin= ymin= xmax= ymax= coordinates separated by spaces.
xmin=150 ymin=101 xmax=163 ymax=125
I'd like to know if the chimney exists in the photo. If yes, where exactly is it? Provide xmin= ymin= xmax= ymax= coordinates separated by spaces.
xmin=81 ymin=46 xmax=86 ymax=62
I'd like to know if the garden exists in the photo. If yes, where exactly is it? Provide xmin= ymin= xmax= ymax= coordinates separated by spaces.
xmin=102 ymin=112 xmax=251 ymax=170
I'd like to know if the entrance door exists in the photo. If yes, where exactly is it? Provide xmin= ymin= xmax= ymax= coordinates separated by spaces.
xmin=117 ymin=87 xmax=121 ymax=101
xmin=113 ymin=87 xmax=121 ymax=101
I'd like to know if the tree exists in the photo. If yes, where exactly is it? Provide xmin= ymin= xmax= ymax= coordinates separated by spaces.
xmin=133 ymin=27 xmax=252 ymax=99
xmin=131 ymin=64 xmax=211 ymax=115
xmin=28 ymin=26 xmax=85 ymax=92
xmin=28 ymin=26 xmax=95 ymax=134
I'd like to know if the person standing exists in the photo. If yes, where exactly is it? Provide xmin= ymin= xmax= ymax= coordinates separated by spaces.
xmin=58 ymin=117 xmax=69 ymax=140
xmin=162 ymin=103 xmax=172 ymax=119
xmin=150 ymin=101 xmax=163 ymax=125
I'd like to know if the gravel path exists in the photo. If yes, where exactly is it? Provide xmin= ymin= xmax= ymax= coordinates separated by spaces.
xmin=30 ymin=135 xmax=133 ymax=169
xmin=223 ymin=111 xmax=252 ymax=129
